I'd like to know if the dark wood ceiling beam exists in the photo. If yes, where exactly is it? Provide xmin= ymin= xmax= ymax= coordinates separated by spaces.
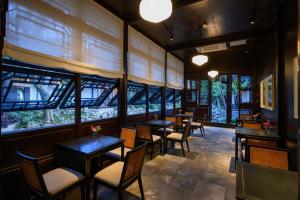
xmin=127 ymin=0 xmax=204 ymax=25
xmin=166 ymin=26 xmax=275 ymax=51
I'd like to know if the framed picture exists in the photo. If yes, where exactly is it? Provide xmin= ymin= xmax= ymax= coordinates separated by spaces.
xmin=260 ymin=74 xmax=274 ymax=110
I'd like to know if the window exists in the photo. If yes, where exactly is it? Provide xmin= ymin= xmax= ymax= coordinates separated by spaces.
xmin=199 ymin=80 xmax=209 ymax=105
xmin=127 ymin=82 xmax=146 ymax=115
xmin=240 ymin=76 xmax=252 ymax=103
xmin=149 ymin=86 xmax=161 ymax=113
xmin=175 ymin=90 xmax=182 ymax=109
xmin=231 ymin=75 xmax=239 ymax=123
xmin=1 ymin=59 xmax=75 ymax=134
xmin=166 ymin=88 xmax=174 ymax=110
xmin=166 ymin=53 xmax=184 ymax=89
xmin=211 ymin=75 xmax=228 ymax=123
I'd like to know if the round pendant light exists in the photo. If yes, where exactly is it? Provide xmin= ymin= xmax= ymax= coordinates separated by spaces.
xmin=139 ymin=0 xmax=172 ymax=23
xmin=192 ymin=55 xmax=208 ymax=66
xmin=208 ymin=70 xmax=219 ymax=78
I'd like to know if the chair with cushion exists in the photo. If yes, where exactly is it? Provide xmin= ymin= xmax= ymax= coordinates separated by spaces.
xmin=106 ymin=128 xmax=137 ymax=160
xmin=16 ymin=151 xmax=85 ymax=200
xmin=157 ymin=116 xmax=176 ymax=134
xmin=190 ymin=115 xmax=206 ymax=137
xmin=136 ymin=124 xmax=162 ymax=159
xmin=182 ymin=111 xmax=193 ymax=123
xmin=93 ymin=144 xmax=147 ymax=200
xmin=243 ymin=122 xmax=261 ymax=129
xmin=166 ymin=123 xmax=191 ymax=157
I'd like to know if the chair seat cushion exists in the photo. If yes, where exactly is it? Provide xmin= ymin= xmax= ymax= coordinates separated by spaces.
xmin=152 ymin=135 xmax=161 ymax=142
xmin=43 ymin=167 xmax=84 ymax=195
xmin=158 ymin=128 xmax=174 ymax=133
xmin=107 ymin=147 xmax=131 ymax=158
xmin=182 ymin=119 xmax=189 ymax=123
xmin=191 ymin=122 xmax=202 ymax=127
xmin=167 ymin=132 xmax=183 ymax=141
xmin=94 ymin=161 xmax=124 ymax=187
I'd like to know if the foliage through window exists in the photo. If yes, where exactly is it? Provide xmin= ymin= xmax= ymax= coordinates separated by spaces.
xmin=149 ymin=86 xmax=161 ymax=113
xmin=175 ymin=90 xmax=182 ymax=109
xmin=211 ymin=75 xmax=228 ymax=123
xmin=127 ymin=82 xmax=146 ymax=115
xmin=166 ymin=88 xmax=174 ymax=110
xmin=1 ymin=59 xmax=75 ymax=134
xmin=199 ymin=80 xmax=209 ymax=105
xmin=231 ymin=75 xmax=239 ymax=123
xmin=240 ymin=76 xmax=252 ymax=103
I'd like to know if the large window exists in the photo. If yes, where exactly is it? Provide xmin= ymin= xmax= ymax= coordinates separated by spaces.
xmin=149 ymin=86 xmax=161 ymax=113
xmin=1 ymin=59 xmax=75 ymax=134
xmin=127 ymin=82 xmax=146 ymax=115
xmin=231 ymin=75 xmax=239 ymax=123
xmin=166 ymin=88 xmax=174 ymax=110
xmin=199 ymin=80 xmax=209 ymax=105
xmin=211 ymin=75 xmax=228 ymax=123
xmin=240 ymin=76 xmax=253 ymax=103
xmin=175 ymin=90 xmax=182 ymax=109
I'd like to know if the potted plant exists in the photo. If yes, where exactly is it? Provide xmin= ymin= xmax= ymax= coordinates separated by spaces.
xmin=91 ymin=125 xmax=101 ymax=137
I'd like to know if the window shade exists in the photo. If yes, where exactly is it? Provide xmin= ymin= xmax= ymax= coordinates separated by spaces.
xmin=128 ymin=27 xmax=165 ymax=86
xmin=4 ymin=0 xmax=124 ymax=78
xmin=167 ymin=53 xmax=184 ymax=89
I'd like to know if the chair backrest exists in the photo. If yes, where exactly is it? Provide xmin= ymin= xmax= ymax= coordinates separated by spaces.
xmin=16 ymin=151 xmax=47 ymax=195
xmin=121 ymin=143 xmax=147 ymax=185
xmin=165 ymin=116 xmax=176 ymax=129
xmin=175 ymin=116 xmax=183 ymax=126
xmin=249 ymin=146 xmax=289 ymax=170
xmin=120 ymin=128 xmax=137 ymax=149
xmin=243 ymin=122 xmax=261 ymax=129
xmin=240 ymin=114 xmax=252 ymax=119
xmin=182 ymin=123 xmax=191 ymax=140
xmin=136 ymin=124 xmax=152 ymax=141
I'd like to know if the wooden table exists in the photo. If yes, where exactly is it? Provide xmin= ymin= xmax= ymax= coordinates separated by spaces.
xmin=57 ymin=135 xmax=124 ymax=200
xmin=236 ymin=161 xmax=298 ymax=200
xmin=146 ymin=120 xmax=174 ymax=153
xmin=174 ymin=113 xmax=193 ymax=119
xmin=234 ymin=127 xmax=280 ymax=167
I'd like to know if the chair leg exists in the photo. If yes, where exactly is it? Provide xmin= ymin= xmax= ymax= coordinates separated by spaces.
xmin=150 ymin=143 xmax=154 ymax=160
xmin=202 ymin=126 xmax=205 ymax=136
xmin=180 ymin=142 xmax=185 ymax=157
xmin=80 ymin=182 xmax=86 ymax=200
xmin=138 ymin=175 xmax=145 ymax=200
xmin=117 ymin=190 xmax=123 ymax=200
xmin=159 ymin=139 xmax=162 ymax=154
xmin=93 ymin=181 xmax=98 ymax=200
xmin=186 ymin=140 xmax=190 ymax=152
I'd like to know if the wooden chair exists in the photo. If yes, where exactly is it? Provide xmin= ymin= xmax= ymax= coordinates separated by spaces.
xmin=243 ymin=122 xmax=261 ymax=129
xmin=16 ymin=151 xmax=85 ymax=200
xmin=157 ymin=116 xmax=176 ymax=133
xmin=106 ymin=128 xmax=137 ymax=160
xmin=93 ymin=144 xmax=147 ymax=200
xmin=190 ymin=115 xmax=206 ymax=137
xmin=136 ymin=124 xmax=162 ymax=159
xmin=240 ymin=114 xmax=252 ymax=119
xmin=182 ymin=111 xmax=193 ymax=123
xmin=247 ymin=145 xmax=289 ymax=170
xmin=166 ymin=123 xmax=191 ymax=157
xmin=175 ymin=116 xmax=185 ymax=132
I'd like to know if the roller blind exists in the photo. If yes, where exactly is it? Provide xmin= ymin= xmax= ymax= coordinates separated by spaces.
xmin=167 ymin=53 xmax=184 ymax=89
xmin=4 ymin=0 xmax=124 ymax=78
xmin=128 ymin=27 xmax=165 ymax=86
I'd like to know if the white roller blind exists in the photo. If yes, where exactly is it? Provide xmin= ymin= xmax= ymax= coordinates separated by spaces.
xmin=167 ymin=53 xmax=184 ymax=89
xmin=4 ymin=0 xmax=124 ymax=78
xmin=128 ymin=27 xmax=165 ymax=86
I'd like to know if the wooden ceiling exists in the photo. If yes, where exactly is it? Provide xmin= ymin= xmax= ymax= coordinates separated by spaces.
xmin=95 ymin=0 xmax=278 ymax=60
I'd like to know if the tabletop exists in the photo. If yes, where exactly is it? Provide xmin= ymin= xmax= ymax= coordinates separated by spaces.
xmin=146 ymin=120 xmax=174 ymax=127
xmin=236 ymin=161 xmax=298 ymax=200
xmin=235 ymin=127 xmax=280 ymax=140
xmin=57 ymin=135 xmax=124 ymax=156
xmin=174 ymin=114 xmax=193 ymax=118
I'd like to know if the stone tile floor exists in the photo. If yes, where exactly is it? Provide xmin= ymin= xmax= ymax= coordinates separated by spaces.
xmin=68 ymin=126 xmax=236 ymax=200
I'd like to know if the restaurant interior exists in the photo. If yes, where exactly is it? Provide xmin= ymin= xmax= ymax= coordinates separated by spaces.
xmin=0 ymin=0 xmax=299 ymax=199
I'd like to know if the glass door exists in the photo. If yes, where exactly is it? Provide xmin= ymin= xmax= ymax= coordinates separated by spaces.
xmin=211 ymin=75 xmax=227 ymax=123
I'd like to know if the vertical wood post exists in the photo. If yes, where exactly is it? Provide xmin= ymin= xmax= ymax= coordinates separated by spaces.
xmin=120 ymin=23 xmax=128 ymax=125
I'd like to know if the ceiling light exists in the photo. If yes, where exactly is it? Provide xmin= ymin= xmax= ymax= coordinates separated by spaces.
xmin=192 ymin=55 xmax=208 ymax=66
xmin=208 ymin=70 xmax=219 ymax=78
xmin=139 ymin=0 xmax=172 ymax=23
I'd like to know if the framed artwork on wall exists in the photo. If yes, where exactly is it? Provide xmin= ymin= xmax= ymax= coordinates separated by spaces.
xmin=260 ymin=74 xmax=274 ymax=110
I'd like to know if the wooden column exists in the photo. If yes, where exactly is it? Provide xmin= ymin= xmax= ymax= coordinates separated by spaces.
xmin=120 ymin=23 xmax=128 ymax=125
xmin=145 ymin=84 xmax=149 ymax=120
xmin=161 ymin=51 xmax=167 ymax=119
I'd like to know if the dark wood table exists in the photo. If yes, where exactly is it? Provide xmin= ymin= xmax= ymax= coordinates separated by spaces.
xmin=174 ymin=113 xmax=193 ymax=119
xmin=146 ymin=120 xmax=174 ymax=153
xmin=236 ymin=161 xmax=298 ymax=200
xmin=234 ymin=127 xmax=280 ymax=167
xmin=57 ymin=135 xmax=124 ymax=200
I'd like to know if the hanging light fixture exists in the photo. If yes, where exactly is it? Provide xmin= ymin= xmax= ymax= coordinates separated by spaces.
xmin=192 ymin=55 xmax=208 ymax=66
xmin=139 ymin=0 xmax=172 ymax=23
xmin=208 ymin=70 xmax=219 ymax=78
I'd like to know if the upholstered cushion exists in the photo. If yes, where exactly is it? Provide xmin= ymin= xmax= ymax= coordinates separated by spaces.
xmin=191 ymin=122 xmax=202 ymax=127
xmin=158 ymin=128 xmax=174 ymax=133
xmin=43 ymin=167 xmax=84 ymax=195
xmin=167 ymin=132 xmax=183 ymax=141
xmin=182 ymin=119 xmax=189 ymax=123
xmin=94 ymin=161 xmax=124 ymax=187
xmin=108 ymin=147 xmax=131 ymax=158
xmin=152 ymin=135 xmax=161 ymax=142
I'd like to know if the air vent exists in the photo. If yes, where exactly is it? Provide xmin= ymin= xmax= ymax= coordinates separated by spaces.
xmin=230 ymin=40 xmax=247 ymax=47
xmin=196 ymin=43 xmax=227 ymax=53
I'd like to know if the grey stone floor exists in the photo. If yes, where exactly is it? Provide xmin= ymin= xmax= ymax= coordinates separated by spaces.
xmin=68 ymin=126 xmax=236 ymax=200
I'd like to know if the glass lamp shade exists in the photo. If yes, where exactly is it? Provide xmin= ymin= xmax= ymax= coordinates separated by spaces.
xmin=208 ymin=70 xmax=219 ymax=78
xmin=139 ymin=0 xmax=172 ymax=23
xmin=192 ymin=55 xmax=208 ymax=66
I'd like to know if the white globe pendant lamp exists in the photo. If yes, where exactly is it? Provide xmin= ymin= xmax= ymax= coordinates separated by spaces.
xmin=208 ymin=70 xmax=219 ymax=78
xmin=192 ymin=55 xmax=208 ymax=66
xmin=139 ymin=0 xmax=173 ymax=23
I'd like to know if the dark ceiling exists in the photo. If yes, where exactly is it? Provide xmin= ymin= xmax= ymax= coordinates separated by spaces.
xmin=95 ymin=0 xmax=278 ymax=61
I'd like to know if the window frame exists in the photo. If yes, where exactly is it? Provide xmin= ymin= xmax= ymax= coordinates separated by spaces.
xmin=127 ymin=81 xmax=147 ymax=116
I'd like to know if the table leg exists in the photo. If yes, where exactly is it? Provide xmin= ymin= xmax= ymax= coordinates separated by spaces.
xmin=164 ymin=126 xmax=167 ymax=154
xmin=121 ymin=143 xmax=124 ymax=160
xmin=85 ymin=159 xmax=91 ymax=200
xmin=235 ymin=135 xmax=238 ymax=169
